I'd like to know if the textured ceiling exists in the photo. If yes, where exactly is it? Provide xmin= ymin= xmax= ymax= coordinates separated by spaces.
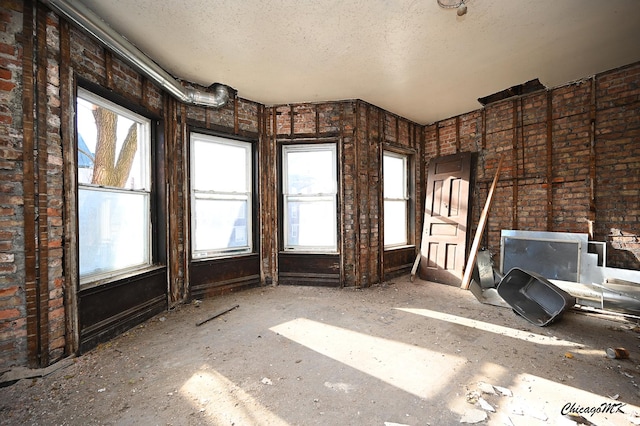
xmin=76 ymin=0 xmax=640 ymax=124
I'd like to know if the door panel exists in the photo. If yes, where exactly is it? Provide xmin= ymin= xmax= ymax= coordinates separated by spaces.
xmin=419 ymin=152 xmax=471 ymax=285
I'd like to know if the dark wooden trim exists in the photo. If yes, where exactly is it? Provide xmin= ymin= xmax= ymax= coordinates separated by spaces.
xmin=76 ymin=77 xmax=162 ymax=121
xmin=383 ymin=246 xmax=416 ymax=278
xmin=278 ymin=253 xmax=341 ymax=286
xmin=190 ymin=254 xmax=261 ymax=298
xmin=78 ymin=268 xmax=167 ymax=353
xmin=275 ymin=133 xmax=341 ymax=142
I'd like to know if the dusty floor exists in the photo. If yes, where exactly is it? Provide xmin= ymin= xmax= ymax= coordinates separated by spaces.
xmin=1 ymin=275 xmax=640 ymax=426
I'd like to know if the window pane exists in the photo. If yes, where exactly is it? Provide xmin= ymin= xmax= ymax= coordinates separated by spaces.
xmin=79 ymin=188 xmax=150 ymax=277
xmin=76 ymin=93 xmax=150 ymax=191
xmin=193 ymin=139 xmax=249 ymax=192
xmin=287 ymin=199 xmax=336 ymax=248
xmin=190 ymin=134 xmax=253 ymax=258
xmin=384 ymin=200 xmax=407 ymax=246
xmin=193 ymin=198 xmax=249 ymax=253
xmin=384 ymin=154 xmax=405 ymax=199
xmin=286 ymin=149 xmax=335 ymax=194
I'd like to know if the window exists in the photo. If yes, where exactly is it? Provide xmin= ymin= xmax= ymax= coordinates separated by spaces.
xmin=383 ymin=151 xmax=409 ymax=247
xmin=76 ymin=88 xmax=152 ymax=282
xmin=190 ymin=133 xmax=253 ymax=259
xmin=282 ymin=144 xmax=337 ymax=252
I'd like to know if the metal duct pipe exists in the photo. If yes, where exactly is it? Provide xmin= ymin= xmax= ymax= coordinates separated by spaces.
xmin=42 ymin=0 xmax=230 ymax=108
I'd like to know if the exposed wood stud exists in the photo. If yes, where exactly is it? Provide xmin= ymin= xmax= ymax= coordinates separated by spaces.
xmin=455 ymin=116 xmax=461 ymax=152
xmin=141 ymin=76 xmax=148 ymax=109
xmin=338 ymin=103 xmax=346 ymax=287
xmin=378 ymin=109 xmax=385 ymax=283
xmin=315 ymin=104 xmax=320 ymax=138
xmin=354 ymin=103 xmax=361 ymax=287
xmin=36 ymin=2 xmax=50 ymax=367
xmin=105 ymin=50 xmax=113 ymax=90
xmin=511 ymin=99 xmax=518 ymax=229
xmin=234 ymin=92 xmax=239 ymax=134
xmin=290 ymin=105 xmax=294 ymax=137
xmin=166 ymin=95 xmax=182 ymax=305
xmin=395 ymin=114 xmax=399 ymax=144
xmin=435 ymin=123 xmax=441 ymax=157
xmin=520 ymin=98 xmax=525 ymax=175
xmin=272 ymin=107 xmax=279 ymax=283
xmin=589 ymin=76 xmax=597 ymax=237
xmin=365 ymin=104 xmax=372 ymax=287
xmin=59 ymin=19 xmax=79 ymax=356
xmin=481 ymin=108 xmax=487 ymax=149
xmin=22 ymin=0 xmax=38 ymax=368
xmin=180 ymin=102 xmax=190 ymax=299
xmin=546 ymin=90 xmax=554 ymax=231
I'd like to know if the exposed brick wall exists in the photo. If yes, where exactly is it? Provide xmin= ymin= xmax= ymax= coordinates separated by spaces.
xmin=595 ymin=63 xmax=640 ymax=269
xmin=424 ymin=62 xmax=640 ymax=271
xmin=44 ymin=9 xmax=65 ymax=363
xmin=3 ymin=0 xmax=639 ymax=371
xmin=0 ymin=0 xmax=27 ymax=369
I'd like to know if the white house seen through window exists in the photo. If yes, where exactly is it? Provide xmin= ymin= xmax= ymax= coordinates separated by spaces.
xmin=283 ymin=144 xmax=337 ymax=251
xmin=76 ymin=88 xmax=152 ymax=282
xmin=190 ymin=133 xmax=253 ymax=259
xmin=383 ymin=151 xmax=409 ymax=247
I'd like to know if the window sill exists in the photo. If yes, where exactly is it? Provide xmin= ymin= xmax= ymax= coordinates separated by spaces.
xmin=80 ymin=265 xmax=165 ymax=291
xmin=383 ymin=244 xmax=416 ymax=252
xmin=192 ymin=252 xmax=257 ymax=262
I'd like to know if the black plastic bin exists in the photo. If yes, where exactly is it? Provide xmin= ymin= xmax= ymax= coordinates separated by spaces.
xmin=497 ymin=267 xmax=576 ymax=326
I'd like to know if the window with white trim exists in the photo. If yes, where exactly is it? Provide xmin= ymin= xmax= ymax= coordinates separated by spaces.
xmin=383 ymin=151 xmax=409 ymax=247
xmin=283 ymin=144 xmax=337 ymax=252
xmin=76 ymin=88 xmax=152 ymax=283
xmin=190 ymin=133 xmax=253 ymax=259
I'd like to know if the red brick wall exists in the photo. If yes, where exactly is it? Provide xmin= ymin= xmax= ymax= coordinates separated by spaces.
xmin=595 ymin=63 xmax=640 ymax=269
xmin=0 ymin=0 xmax=29 ymax=369
xmin=2 ymin=0 xmax=638 ymax=371
xmin=423 ymin=63 xmax=640 ymax=270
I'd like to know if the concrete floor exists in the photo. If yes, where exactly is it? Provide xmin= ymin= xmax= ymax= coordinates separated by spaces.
xmin=1 ymin=275 xmax=640 ymax=425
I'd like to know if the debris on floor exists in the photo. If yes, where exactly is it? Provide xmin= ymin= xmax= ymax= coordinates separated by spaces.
xmin=195 ymin=304 xmax=239 ymax=326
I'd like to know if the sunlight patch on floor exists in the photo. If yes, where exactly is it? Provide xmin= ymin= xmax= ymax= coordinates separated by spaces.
xmin=396 ymin=307 xmax=583 ymax=348
xmin=270 ymin=317 xmax=466 ymax=399
xmin=503 ymin=372 xmax=639 ymax=425
xmin=180 ymin=367 xmax=289 ymax=426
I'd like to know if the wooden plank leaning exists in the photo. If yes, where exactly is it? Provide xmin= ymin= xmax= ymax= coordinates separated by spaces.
xmin=460 ymin=155 xmax=504 ymax=290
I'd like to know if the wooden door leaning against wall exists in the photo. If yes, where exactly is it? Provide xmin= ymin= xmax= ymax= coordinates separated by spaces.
xmin=419 ymin=152 xmax=472 ymax=286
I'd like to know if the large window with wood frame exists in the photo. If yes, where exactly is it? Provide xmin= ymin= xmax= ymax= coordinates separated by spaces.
xmin=190 ymin=133 xmax=253 ymax=259
xmin=282 ymin=143 xmax=338 ymax=252
xmin=383 ymin=151 xmax=409 ymax=247
xmin=76 ymin=88 xmax=152 ymax=283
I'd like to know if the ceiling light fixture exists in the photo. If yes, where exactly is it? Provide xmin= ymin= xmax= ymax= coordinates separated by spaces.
xmin=437 ymin=0 xmax=468 ymax=16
